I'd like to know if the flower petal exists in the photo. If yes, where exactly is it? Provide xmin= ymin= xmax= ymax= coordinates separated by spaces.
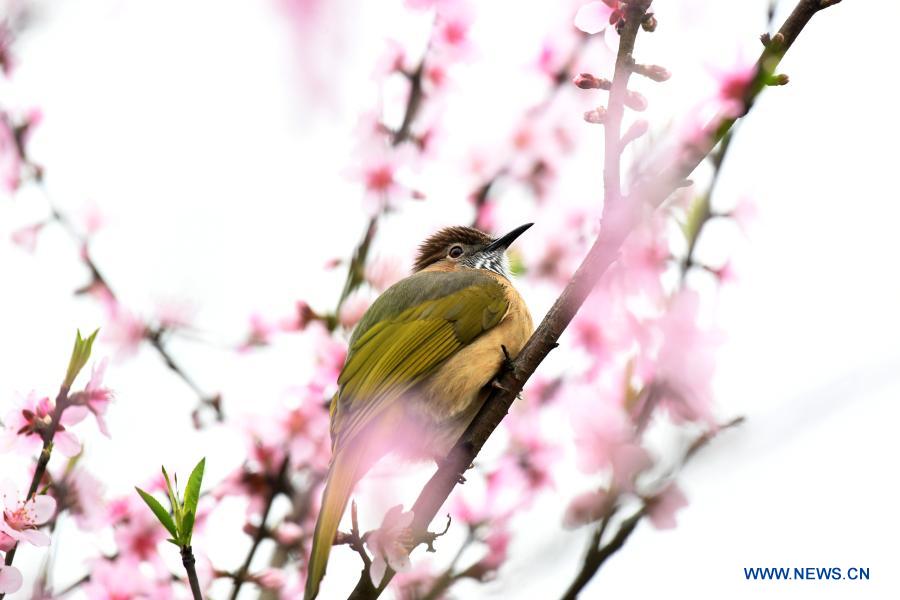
xmin=574 ymin=2 xmax=614 ymax=34
xmin=0 ymin=565 xmax=23 ymax=594
xmin=32 ymin=494 xmax=57 ymax=524
xmin=54 ymin=430 xmax=82 ymax=457
xmin=17 ymin=527 xmax=50 ymax=546
xmin=369 ymin=556 xmax=387 ymax=587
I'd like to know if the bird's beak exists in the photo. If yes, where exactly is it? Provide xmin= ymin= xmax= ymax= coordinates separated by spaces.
xmin=485 ymin=223 xmax=533 ymax=252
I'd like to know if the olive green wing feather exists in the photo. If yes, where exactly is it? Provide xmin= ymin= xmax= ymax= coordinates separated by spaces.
xmin=332 ymin=270 xmax=508 ymax=446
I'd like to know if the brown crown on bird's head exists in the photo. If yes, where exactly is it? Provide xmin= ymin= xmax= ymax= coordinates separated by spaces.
xmin=413 ymin=223 xmax=533 ymax=278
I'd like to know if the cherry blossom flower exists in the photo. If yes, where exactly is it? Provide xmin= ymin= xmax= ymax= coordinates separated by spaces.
xmin=81 ymin=558 xmax=159 ymax=599
xmin=563 ymin=489 xmax=610 ymax=529
xmin=56 ymin=466 xmax=106 ymax=531
xmin=93 ymin=289 xmax=147 ymax=358
xmin=365 ymin=257 xmax=407 ymax=292
xmin=0 ymin=392 xmax=82 ymax=457
xmin=0 ymin=565 xmax=22 ymax=595
xmin=338 ymin=291 xmax=372 ymax=329
xmin=68 ymin=359 xmax=113 ymax=437
xmin=366 ymin=505 xmax=414 ymax=585
xmin=0 ymin=481 xmax=56 ymax=547
xmin=646 ymin=482 xmax=689 ymax=530
xmin=0 ymin=116 xmax=22 ymax=194
xmin=653 ymin=290 xmax=722 ymax=425
xmin=10 ymin=222 xmax=45 ymax=253
xmin=464 ymin=526 xmax=511 ymax=581
xmin=709 ymin=57 xmax=757 ymax=118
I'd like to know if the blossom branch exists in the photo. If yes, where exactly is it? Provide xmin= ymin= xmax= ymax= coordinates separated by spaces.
xmin=345 ymin=0 xmax=841 ymax=597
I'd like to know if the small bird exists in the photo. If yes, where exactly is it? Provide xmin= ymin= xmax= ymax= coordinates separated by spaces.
xmin=305 ymin=224 xmax=534 ymax=599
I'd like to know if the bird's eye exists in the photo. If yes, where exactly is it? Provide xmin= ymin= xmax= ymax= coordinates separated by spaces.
xmin=448 ymin=245 xmax=464 ymax=259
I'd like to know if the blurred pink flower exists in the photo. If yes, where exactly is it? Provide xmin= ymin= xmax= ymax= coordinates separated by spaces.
xmin=0 ymin=116 xmax=21 ymax=194
xmin=391 ymin=560 xmax=440 ymax=600
xmin=0 ymin=391 xmax=82 ymax=457
xmin=366 ymin=505 xmax=414 ymax=585
xmin=365 ymin=257 xmax=407 ymax=292
xmin=563 ymin=489 xmax=609 ymax=529
xmin=0 ymin=565 xmax=22 ymax=594
xmin=464 ymin=526 xmax=510 ymax=581
xmin=0 ymin=481 xmax=56 ymax=547
xmin=710 ymin=57 xmax=756 ymax=118
xmin=574 ymin=1 xmax=620 ymax=35
xmin=94 ymin=290 xmax=147 ymax=358
xmin=653 ymin=290 xmax=722 ymax=425
xmin=81 ymin=558 xmax=158 ymax=599
xmin=68 ymin=359 xmax=113 ymax=437
xmin=646 ymin=482 xmax=688 ymax=530
xmin=433 ymin=1 xmax=475 ymax=60
xmin=255 ymin=567 xmax=287 ymax=590
xmin=567 ymin=381 xmax=631 ymax=474
xmin=610 ymin=442 xmax=652 ymax=491
xmin=62 ymin=467 xmax=107 ymax=531
xmin=338 ymin=291 xmax=372 ymax=329
xmin=730 ymin=195 xmax=758 ymax=234
xmin=10 ymin=222 xmax=45 ymax=253
xmin=112 ymin=497 xmax=168 ymax=563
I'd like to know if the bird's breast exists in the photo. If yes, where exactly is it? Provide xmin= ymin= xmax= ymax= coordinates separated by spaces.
xmin=406 ymin=280 xmax=533 ymax=456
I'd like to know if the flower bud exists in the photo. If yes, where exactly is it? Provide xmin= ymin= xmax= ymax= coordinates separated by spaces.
xmin=767 ymin=73 xmax=790 ymax=86
xmin=641 ymin=13 xmax=657 ymax=32
xmin=624 ymin=90 xmax=648 ymax=111
xmin=573 ymin=73 xmax=612 ymax=90
xmin=583 ymin=107 xmax=608 ymax=124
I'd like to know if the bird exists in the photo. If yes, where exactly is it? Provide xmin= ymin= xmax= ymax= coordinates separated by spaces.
xmin=305 ymin=223 xmax=534 ymax=599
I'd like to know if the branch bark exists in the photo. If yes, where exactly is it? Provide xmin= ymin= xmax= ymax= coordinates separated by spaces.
xmin=345 ymin=1 xmax=841 ymax=598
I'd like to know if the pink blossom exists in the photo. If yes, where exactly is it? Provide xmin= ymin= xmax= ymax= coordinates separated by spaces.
xmin=574 ymin=2 xmax=618 ymax=35
xmin=365 ymin=257 xmax=407 ymax=292
xmin=0 ymin=392 xmax=82 ymax=457
xmin=730 ymin=195 xmax=758 ymax=234
xmin=0 ymin=565 xmax=22 ymax=594
xmin=710 ymin=58 xmax=757 ymax=118
xmin=366 ymin=505 xmax=414 ymax=585
xmin=563 ymin=489 xmax=610 ymax=529
xmin=0 ymin=116 xmax=22 ymax=194
xmin=274 ymin=521 xmax=304 ymax=546
xmin=464 ymin=526 xmax=510 ymax=580
xmin=10 ymin=222 xmax=45 ymax=253
xmin=390 ymin=561 xmax=440 ymax=600
xmin=255 ymin=567 xmax=287 ymax=590
xmin=69 ymin=359 xmax=113 ymax=437
xmin=567 ymin=381 xmax=631 ymax=474
xmin=646 ymin=482 xmax=689 ymax=530
xmin=0 ymin=481 xmax=56 ymax=547
xmin=433 ymin=2 xmax=475 ymax=60
xmin=59 ymin=467 xmax=107 ymax=531
xmin=610 ymin=442 xmax=652 ymax=491
xmin=112 ymin=497 xmax=168 ymax=563
xmin=338 ymin=291 xmax=372 ymax=329
xmin=94 ymin=289 xmax=147 ymax=357
xmin=81 ymin=558 xmax=159 ymax=599
xmin=653 ymin=290 xmax=722 ymax=425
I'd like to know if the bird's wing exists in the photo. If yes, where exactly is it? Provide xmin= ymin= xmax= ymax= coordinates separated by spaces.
xmin=332 ymin=270 xmax=509 ymax=447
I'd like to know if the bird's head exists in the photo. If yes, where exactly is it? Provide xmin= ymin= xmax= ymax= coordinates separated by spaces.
xmin=413 ymin=223 xmax=532 ymax=278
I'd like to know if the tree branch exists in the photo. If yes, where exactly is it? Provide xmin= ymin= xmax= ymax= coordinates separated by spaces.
xmin=344 ymin=1 xmax=840 ymax=597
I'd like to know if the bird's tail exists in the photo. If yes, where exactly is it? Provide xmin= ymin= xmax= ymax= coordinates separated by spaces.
xmin=305 ymin=445 xmax=366 ymax=599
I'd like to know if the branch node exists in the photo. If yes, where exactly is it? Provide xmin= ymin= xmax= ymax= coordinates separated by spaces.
xmin=420 ymin=515 xmax=452 ymax=553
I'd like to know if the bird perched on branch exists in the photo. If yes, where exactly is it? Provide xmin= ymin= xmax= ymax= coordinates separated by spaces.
xmin=305 ymin=224 xmax=534 ymax=599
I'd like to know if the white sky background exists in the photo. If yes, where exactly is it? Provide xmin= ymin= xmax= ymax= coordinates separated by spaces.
xmin=1 ymin=0 xmax=899 ymax=598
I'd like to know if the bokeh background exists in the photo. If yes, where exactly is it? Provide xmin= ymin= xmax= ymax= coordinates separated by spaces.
xmin=1 ymin=0 xmax=899 ymax=598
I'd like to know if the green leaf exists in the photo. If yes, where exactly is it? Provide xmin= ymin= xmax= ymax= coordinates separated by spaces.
xmin=183 ymin=457 xmax=205 ymax=516
xmin=166 ymin=538 xmax=180 ymax=546
xmin=135 ymin=487 xmax=177 ymax=538
xmin=180 ymin=510 xmax=195 ymax=546
xmin=161 ymin=466 xmax=182 ymax=527
xmin=63 ymin=328 xmax=100 ymax=388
